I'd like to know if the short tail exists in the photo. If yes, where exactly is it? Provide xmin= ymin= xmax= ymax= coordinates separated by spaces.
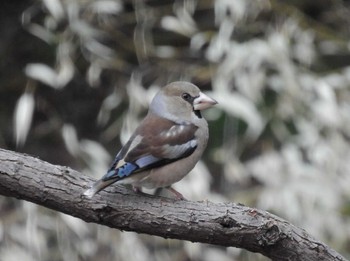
xmin=83 ymin=178 xmax=117 ymax=198
xmin=83 ymin=163 xmax=137 ymax=198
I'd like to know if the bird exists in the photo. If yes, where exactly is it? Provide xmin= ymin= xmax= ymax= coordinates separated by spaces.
xmin=83 ymin=81 xmax=217 ymax=199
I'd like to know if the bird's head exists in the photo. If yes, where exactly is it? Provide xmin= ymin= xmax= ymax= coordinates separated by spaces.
xmin=150 ymin=81 xmax=217 ymax=122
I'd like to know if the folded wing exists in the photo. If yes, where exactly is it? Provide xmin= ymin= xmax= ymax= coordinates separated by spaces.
xmin=83 ymin=114 xmax=198 ymax=198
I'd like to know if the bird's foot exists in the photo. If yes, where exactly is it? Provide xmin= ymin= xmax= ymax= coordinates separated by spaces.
xmin=132 ymin=185 xmax=142 ymax=193
xmin=165 ymin=187 xmax=187 ymax=200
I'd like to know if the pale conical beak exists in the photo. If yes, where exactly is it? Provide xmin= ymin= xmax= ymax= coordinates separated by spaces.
xmin=193 ymin=92 xmax=218 ymax=111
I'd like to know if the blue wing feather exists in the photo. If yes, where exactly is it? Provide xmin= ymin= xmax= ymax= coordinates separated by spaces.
xmin=135 ymin=154 xmax=160 ymax=168
xmin=101 ymin=143 xmax=196 ymax=182
xmin=103 ymin=162 xmax=138 ymax=181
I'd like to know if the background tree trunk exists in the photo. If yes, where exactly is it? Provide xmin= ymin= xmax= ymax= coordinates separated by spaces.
xmin=0 ymin=148 xmax=346 ymax=261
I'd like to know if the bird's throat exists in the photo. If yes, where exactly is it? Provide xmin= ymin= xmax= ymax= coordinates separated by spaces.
xmin=194 ymin=110 xmax=202 ymax=119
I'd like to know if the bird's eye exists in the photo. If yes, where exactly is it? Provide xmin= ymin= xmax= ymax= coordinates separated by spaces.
xmin=182 ymin=93 xmax=191 ymax=101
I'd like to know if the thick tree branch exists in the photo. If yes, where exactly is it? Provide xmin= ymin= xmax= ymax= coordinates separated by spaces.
xmin=0 ymin=148 xmax=346 ymax=261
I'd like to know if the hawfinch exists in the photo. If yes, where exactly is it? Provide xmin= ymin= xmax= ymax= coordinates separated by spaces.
xmin=84 ymin=81 xmax=217 ymax=199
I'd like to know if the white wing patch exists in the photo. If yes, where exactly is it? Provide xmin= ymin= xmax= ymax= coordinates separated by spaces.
xmin=161 ymin=125 xmax=186 ymax=138
xmin=161 ymin=139 xmax=197 ymax=159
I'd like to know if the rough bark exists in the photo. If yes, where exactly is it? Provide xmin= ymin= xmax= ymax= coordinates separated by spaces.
xmin=0 ymin=148 xmax=347 ymax=261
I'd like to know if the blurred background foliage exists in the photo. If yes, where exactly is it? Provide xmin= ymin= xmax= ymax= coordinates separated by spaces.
xmin=1 ymin=0 xmax=350 ymax=260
